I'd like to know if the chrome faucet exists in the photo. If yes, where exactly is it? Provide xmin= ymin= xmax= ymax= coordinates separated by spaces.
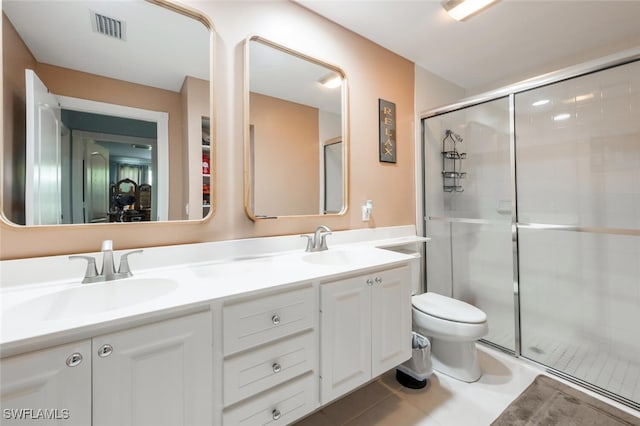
xmin=301 ymin=225 xmax=333 ymax=252
xmin=100 ymin=240 xmax=117 ymax=281
xmin=69 ymin=240 xmax=143 ymax=283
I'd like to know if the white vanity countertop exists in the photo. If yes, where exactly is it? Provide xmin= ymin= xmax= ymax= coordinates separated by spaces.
xmin=0 ymin=228 xmax=427 ymax=357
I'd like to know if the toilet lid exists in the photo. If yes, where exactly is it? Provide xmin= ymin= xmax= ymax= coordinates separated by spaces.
xmin=412 ymin=292 xmax=486 ymax=324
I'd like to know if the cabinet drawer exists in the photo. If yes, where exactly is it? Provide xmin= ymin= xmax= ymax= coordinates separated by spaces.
xmin=224 ymin=331 xmax=316 ymax=406
xmin=223 ymin=372 xmax=317 ymax=426
xmin=223 ymin=285 xmax=315 ymax=355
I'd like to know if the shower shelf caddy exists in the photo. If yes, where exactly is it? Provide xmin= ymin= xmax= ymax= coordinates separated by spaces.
xmin=442 ymin=129 xmax=466 ymax=192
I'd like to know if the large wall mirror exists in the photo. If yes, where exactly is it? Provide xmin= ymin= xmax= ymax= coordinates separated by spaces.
xmin=244 ymin=36 xmax=347 ymax=220
xmin=2 ymin=0 xmax=213 ymax=226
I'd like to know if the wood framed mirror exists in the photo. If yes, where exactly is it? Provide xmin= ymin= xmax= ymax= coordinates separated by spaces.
xmin=244 ymin=36 xmax=348 ymax=220
xmin=2 ymin=0 xmax=214 ymax=226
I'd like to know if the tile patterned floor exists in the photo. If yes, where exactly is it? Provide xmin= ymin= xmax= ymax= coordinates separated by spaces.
xmin=294 ymin=344 xmax=640 ymax=425
xmin=484 ymin=329 xmax=640 ymax=404
xmin=522 ymin=334 xmax=640 ymax=404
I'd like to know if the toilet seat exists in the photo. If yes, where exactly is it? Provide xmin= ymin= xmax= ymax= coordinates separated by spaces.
xmin=411 ymin=292 xmax=488 ymax=382
xmin=412 ymin=292 xmax=486 ymax=324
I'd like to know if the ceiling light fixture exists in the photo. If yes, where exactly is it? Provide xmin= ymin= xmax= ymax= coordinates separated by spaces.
xmin=553 ymin=113 xmax=571 ymax=121
xmin=441 ymin=0 xmax=499 ymax=21
xmin=319 ymin=74 xmax=342 ymax=89
xmin=532 ymin=99 xmax=550 ymax=107
xmin=575 ymin=93 xmax=594 ymax=102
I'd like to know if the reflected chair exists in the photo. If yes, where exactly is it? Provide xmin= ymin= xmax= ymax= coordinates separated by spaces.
xmin=109 ymin=178 xmax=146 ymax=222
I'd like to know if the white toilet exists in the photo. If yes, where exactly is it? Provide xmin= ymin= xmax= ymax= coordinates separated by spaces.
xmin=411 ymin=292 xmax=488 ymax=382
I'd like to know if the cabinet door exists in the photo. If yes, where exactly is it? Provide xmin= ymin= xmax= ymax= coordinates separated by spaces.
xmin=0 ymin=340 xmax=91 ymax=426
xmin=92 ymin=311 xmax=212 ymax=426
xmin=320 ymin=276 xmax=371 ymax=404
xmin=371 ymin=266 xmax=412 ymax=377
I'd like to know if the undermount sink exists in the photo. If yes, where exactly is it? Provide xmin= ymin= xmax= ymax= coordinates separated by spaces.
xmin=7 ymin=278 xmax=178 ymax=321
xmin=302 ymin=250 xmax=356 ymax=266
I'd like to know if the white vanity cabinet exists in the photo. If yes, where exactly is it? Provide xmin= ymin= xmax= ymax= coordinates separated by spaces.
xmin=0 ymin=310 xmax=211 ymax=426
xmin=93 ymin=310 xmax=212 ymax=426
xmin=0 ymin=340 xmax=92 ymax=425
xmin=320 ymin=265 xmax=412 ymax=403
xmin=220 ymin=283 xmax=319 ymax=425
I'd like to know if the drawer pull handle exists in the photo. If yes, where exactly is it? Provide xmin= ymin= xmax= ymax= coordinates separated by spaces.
xmin=271 ymin=314 xmax=281 ymax=325
xmin=272 ymin=409 xmax=281 ymax=421
xmin=272 ymin=363 xmax=282 ymax=373
xmin=366 ymin=278 xmax=374 ymax=286
xmin=66 ymin=353 xmax=83 ymax=367
xmin=375 ymin=277 xmax=382 ymax=284
xmin=98 ymin=344 xmax=113 ymax=358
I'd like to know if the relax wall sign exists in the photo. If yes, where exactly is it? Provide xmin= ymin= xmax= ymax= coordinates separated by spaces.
xmin=378 ymin=99 xmax=396 ymax=163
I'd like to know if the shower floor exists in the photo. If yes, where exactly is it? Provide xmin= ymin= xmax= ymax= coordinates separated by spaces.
xmin=486 ymin=331 xmax=640 ymax=406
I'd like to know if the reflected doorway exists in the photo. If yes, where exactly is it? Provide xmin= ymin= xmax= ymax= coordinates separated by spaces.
xmin=323 ymin=138 xmax=343 ymax=214
xmin=69 ymin=130 xmax=156 ymax=224
xmin=23 ymin=69 xmax=169 ymax=225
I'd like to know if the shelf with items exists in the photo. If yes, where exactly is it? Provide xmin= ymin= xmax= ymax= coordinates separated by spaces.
xmin=202 ymin=117 xmax=212 ymax=216
xmin=202 ymin=177 xmax=211 ymax=211
xmin=441 ymin=129 xmax=466 ymax=193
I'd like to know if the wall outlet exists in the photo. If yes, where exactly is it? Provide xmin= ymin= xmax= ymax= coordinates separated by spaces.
xmin=362 ymin=200 xmax=373 ymax=221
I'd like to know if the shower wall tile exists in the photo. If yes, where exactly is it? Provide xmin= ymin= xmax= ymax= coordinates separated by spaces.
xmin=519 ymin=230 xmax=640 ymax=369
xmin=515 ymin=60 xmax=640 ymax=230
xmin=423 ymin=57 xmax=640 ymax=406
xmin=423 ymin=96 xmax=513 ymax=350
xmin=451 ymin=223 xmax=515 ymax=350
xmin=425 ymin=220 xmax=452 ymax=296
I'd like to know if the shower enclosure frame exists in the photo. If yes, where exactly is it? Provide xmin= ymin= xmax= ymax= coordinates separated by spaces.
xmin=419 ymin=47 xmax=640 ymax=409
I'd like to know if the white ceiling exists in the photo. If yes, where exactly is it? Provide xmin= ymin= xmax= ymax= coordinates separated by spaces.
xmin=3 ymin=0 xmax=210 ymax=92
xmin=6 ymin=1 xmax=640 ymax=95
xmin=295 ymin=0 xmax=640 ymax=91
xmin=250 ymin=39 xmax=342 ymax=114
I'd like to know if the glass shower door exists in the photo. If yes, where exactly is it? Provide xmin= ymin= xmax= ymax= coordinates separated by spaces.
xmin=515 ymin=59 xmax=640 ymax=406
xmin=423 ymin=97 xmax=516 ymax=351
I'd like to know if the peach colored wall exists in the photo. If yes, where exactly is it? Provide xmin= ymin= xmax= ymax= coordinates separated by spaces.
xmin=251 ymin=92 xmax=319 ymax=216
xmin=0 ymin=1 xmax=427 ymax=260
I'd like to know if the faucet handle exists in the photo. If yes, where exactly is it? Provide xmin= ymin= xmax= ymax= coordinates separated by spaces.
xmin=117 ymin=250 xmax=143 ymax=277
xmin=300 ymin=234 xmax=314 ymax=252
xmin=318 ymin=231 xmax=333 ymax=251
xmin=69 ymin=255 xmax=99 ymax=283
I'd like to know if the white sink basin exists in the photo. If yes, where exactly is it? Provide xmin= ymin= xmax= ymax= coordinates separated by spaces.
xmin=6 ymin=278 xmax=178 ymax=321
xmin=302 ymin=250 xmax=357 ymax=266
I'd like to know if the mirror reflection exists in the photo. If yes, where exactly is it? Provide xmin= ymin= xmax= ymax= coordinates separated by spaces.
xmin=2 ymin=0 xmax=212 ymax=225
xmin=245 ymin=37 xmax=346 ymax=219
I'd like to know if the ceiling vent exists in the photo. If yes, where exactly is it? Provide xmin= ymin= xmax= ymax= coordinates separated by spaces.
xmin=90 ymin=11 xmax=126 ymax=41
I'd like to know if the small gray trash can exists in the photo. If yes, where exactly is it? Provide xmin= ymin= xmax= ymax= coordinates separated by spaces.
xmin=396 ymin=332 xmax=432 ymax=389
